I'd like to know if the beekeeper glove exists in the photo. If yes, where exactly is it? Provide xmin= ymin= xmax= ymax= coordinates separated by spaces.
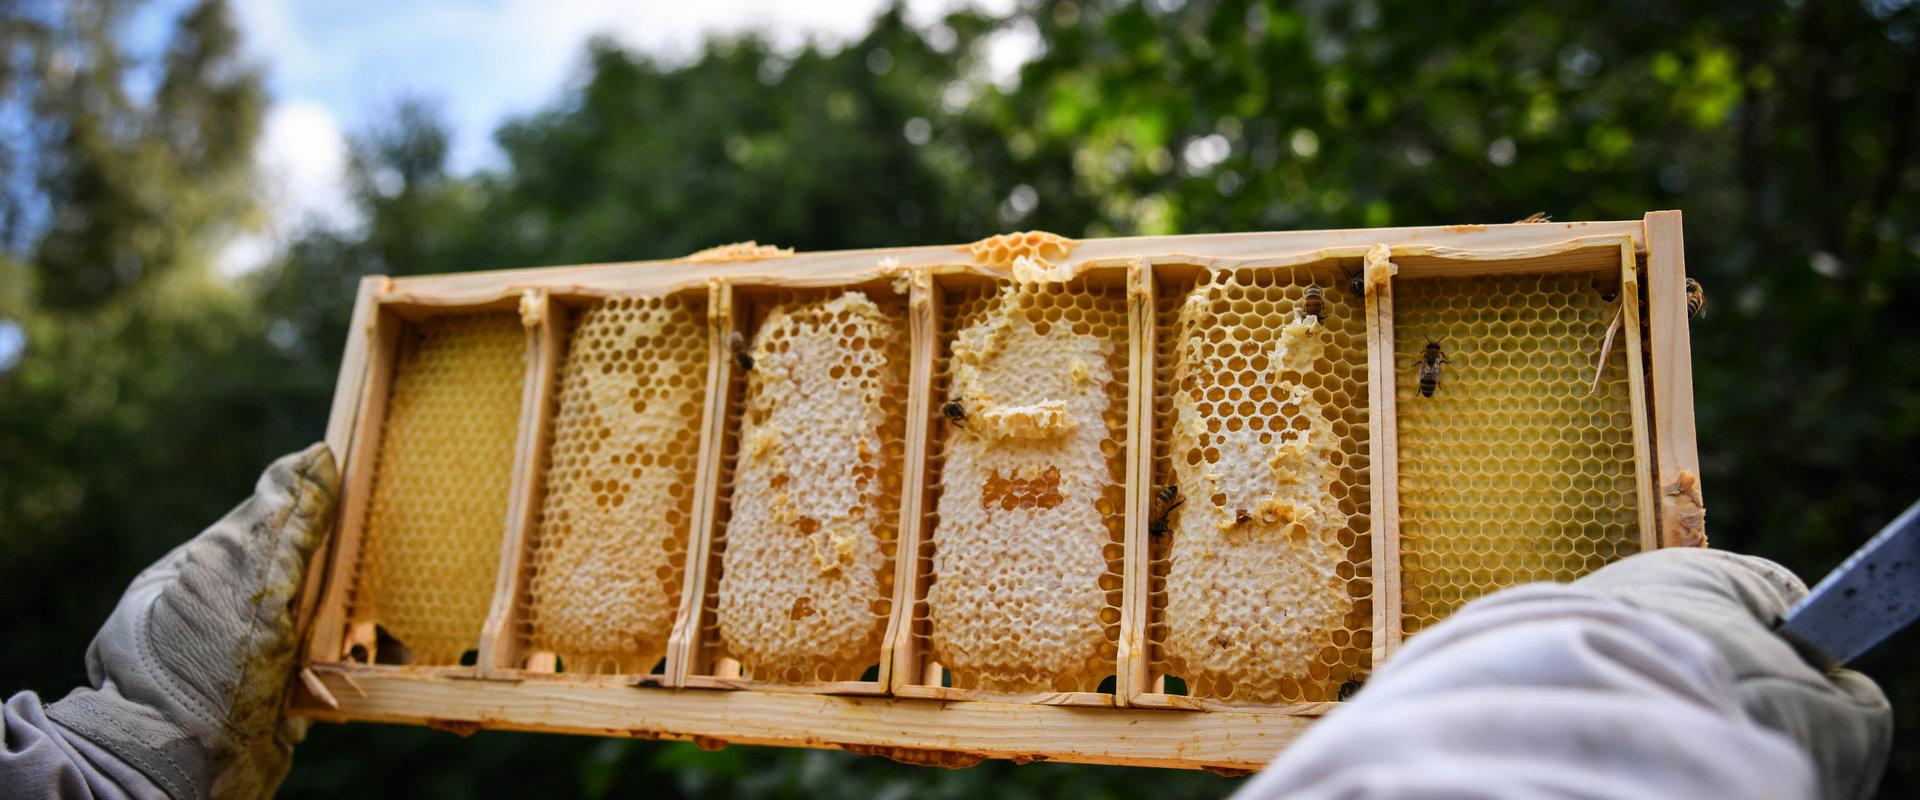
xmin=1576 ymin=547 xmax=1892 ymax=800
xmin=44 ymin=444 xmax=338 ymax=799
xmin=1234 ymin=548 xmax=1891 ymax=800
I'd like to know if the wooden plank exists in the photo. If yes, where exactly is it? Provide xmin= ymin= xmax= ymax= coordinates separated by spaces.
xmin=295 ymin=277 xmax=384 ymax=669
xmin=478 ymin=290 xmax=567 ymax=676
xmin=1617 ymin=243 xmax=1661 ymax=554
xmin=1118 ymin=259 xmax=1156 ymax=707
xmin=667 ymin=280 xmax=735 ymax=684
xmin=1642 ymin=212 xmax=1705 ymax=547
xmin=368 ymin=223 xmax=1649 ymax=302
xmin=1366 ymin=251 xmax=1403 ymax=666
xmin=293 ymin=666 xmax=1310 ymax=771
xmin=306 ymin=298 xmax=403 ymax=664
xmin=887 ymin=271 xmax=939 ymax=691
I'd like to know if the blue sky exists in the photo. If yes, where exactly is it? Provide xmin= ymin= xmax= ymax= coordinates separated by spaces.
xmin=119 ymin=0 xmax=1025 ymax=272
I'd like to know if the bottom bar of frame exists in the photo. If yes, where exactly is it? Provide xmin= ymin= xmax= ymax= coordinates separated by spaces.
xmin=291 ymin=666 xmax=1310 ymax=771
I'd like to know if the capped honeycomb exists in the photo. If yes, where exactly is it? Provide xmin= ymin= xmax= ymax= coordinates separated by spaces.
xmin=350 ymin=312 xmax=525 ymax=666
xmin=521 ymin=294 xmax=707 ymax=675
xmin=1394 ymin=273 xmax=1642 ymax=633
xmin=917 ymin=275 xmax=1129 ymax=695
xmin=1150 ymin=268 xmax=1372 ymax=704
xmin=709 ymin=289 xmax=909 ymax=683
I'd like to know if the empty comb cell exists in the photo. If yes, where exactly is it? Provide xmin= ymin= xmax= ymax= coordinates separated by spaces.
xmin=522 ymin=294 xmax=707 ymax=675
xmin=1394 ymin=273 xmax=1642 ymax=634
xmin=714 ymin=289 xmax=909 ymax=683
xmin=1152 ymin=268 xmax=1372 ymax=704
xmin=349 ymin=311 xmax=525 ymax=666
xmin=923 ymin=276 xmax=1129 ymax=695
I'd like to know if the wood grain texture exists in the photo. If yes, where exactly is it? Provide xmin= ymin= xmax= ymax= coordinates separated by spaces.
xmin=1642 ymin=212 xmax=1706 ymax=547
xmin=479 ymin=291 xmax=567 ymax=676
xmin=365 ymin=223 xmax=1647 ymax=305
xmin=1368 ymin=267 xmax=1403 ymax=664
xmin=292 ymin=666 xmax=1308 ymax=770
xmin=1617 ymin=243 xmax=1661 ymax=554
xmin=886 ymin=271 xmax=939 ymax=691
xmin=667 ymin=280 xmax=736 ymax=684
xmin=1118 ymin=259 xmax=1155 ymax=707
xmin=307 ymin=300 xmax=402 ymax=664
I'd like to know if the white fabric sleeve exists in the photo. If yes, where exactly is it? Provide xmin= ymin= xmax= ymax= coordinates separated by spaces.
xmin=1 ymin=692 xmax=165 ymax=800
xmin=1232 ymin=584 xmax=1818 ymax=800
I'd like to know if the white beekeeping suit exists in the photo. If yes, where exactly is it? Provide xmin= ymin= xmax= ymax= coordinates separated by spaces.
xmin=1234 ymin=549 xmax=1890 ymax=800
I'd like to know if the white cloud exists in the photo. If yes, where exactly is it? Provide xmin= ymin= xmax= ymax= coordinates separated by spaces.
xmin=218 ymin=99 xmax=353 ymax=277
xmin=218 ymin=0 xmax=1031 ymax=275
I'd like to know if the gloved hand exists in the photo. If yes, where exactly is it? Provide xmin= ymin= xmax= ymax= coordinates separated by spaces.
xmin=47 ymin=444 xmax=338 ymax=800
xmin=1575 ymin=548 xmax=1892 ymax=800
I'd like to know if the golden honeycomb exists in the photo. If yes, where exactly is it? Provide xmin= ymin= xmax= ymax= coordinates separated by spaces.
xmin=350 ymin=311 xmax=525 ymax=666
xmin=521 ymin=294 xmax=707 ymax=675
xmin=1394 ymin=273 xmax=1642 ymax=633
xmin=966 ymin=231 xmax=1077 ymax=271
xmin=707 ymin=289 xmax=910 ymax=683
xmin=914 ymin=274 xmax=1129 ymax=695
xmin=1149 ymin=267 xmax=1372 ymax=704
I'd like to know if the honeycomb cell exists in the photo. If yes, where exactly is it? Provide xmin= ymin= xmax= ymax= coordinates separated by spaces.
xmin=351 ymin=311 xmax=525 ymax=666
xmin=1150 ymin=267 xmax=1372 ymax=704
xmin=1395 ymin=273 xmax=1642 ymax=634
xmin=919 ymin=274 xmax=1129 ymax=695
xmin=711 ymin=289 xmax=910 ymax=684
xmin=523 ymin=294 xmax=707 ymax=675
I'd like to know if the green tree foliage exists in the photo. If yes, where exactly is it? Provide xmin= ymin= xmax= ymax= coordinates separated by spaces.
xmin=3 ymin=0 xmax=1918 ymax=797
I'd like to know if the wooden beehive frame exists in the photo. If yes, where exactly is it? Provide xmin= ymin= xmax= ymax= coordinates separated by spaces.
xmin=289 ymin=213 xmax=1702 ymax=772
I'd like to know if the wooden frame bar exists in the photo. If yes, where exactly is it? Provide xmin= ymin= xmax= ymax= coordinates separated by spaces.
xmin=1642 ymin=211 xmax=1706 ymax=546
xmin=1367 ymin=252 xmax=1404 ymax=668
xmin=1117 ymin=259 xmax=1155 ymax=708
xmin=292 ymin=219 xmax=1697 ymax=770
xmin=477 ymin=290 xmax=567 ymax=676
xmin=1618 ymin=243 xmax=1661 ymax=553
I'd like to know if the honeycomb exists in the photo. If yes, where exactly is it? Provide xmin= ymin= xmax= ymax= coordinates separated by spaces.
xmin=918 ymin=275 xmax=1129 ymax=694
xmin=1150 ymin=268 xmax=1372 ymax=704
xmin=521 ymin=294 xmax=707 ymax=675
xmin=966 ymin=231 xmax=1077 ymax=270
xmin=710 ymin=289 xmax=909 ymax=683
xmin=350 ymin=311 xmax=525 ymax=666
xmin=682 ymin=241 xmax=794 ymax=263
xmin=1394 ymin=273 xmax=1642 ymax=633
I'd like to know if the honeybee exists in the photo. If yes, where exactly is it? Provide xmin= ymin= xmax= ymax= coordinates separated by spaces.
xmin=1415 ymin=340 xmax=1451 ymax=397
xmin=1515 ymin=211 xmax=1552 ymax=223
xmin=727 ymin=330 xmax=753 ymax=372
xmin=1685 ymin=277 xmax=1707 ymax=319
xmin=941 ymin=396 xmax=968 ymax=429
xmin=1148 ymin=484 xmax=1184 ymax=538
xmin=1302 ymin=284 xmax=1324 ymax=319
xmin=1336 ymin=679 xmax=1363 ymax=701
xmin=1345 ymin=267 xmax=1364 ymax=296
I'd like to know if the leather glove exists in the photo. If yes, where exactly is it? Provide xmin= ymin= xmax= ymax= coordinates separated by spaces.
xmin=48 ymin=444 xmax=338 ymax=800
xmin=1575 ymin=548 xmax=1892 ymax=800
